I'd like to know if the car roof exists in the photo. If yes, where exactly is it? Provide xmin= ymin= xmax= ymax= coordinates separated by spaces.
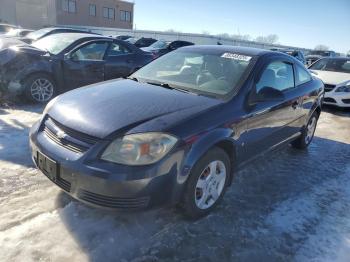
xmin=181 ymin=45 xmax=272 ymax=56
xmin=45 ymin=32 xmax=107 ymax=39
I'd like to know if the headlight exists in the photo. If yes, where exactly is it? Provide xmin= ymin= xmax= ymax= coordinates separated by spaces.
xmin=101 ymin=133 xmax=178 ymax=166
xmin=335 ymin=85 xmax=350 ymax=93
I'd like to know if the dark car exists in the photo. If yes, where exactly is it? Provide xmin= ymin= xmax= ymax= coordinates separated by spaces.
xmin=115 ymin=35 xmax=132 ymax=41
xmin=305 ymin=50 xmax=336 ymax=66
xmin=271 ymin=49 xmax=306 ymax=64
xmin=0 ymin=33 xmax=154 ymax=102
xmin=29 ymin=46 xmax=323 ymax=218
xmin=141 ymin=40 xmax=194 ymax=58
xmin=125 ymin=37 xmax=157 ymax=48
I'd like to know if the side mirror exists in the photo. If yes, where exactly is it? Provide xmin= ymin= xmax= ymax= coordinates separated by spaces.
xmin=254 ymin=86 xmax=285 ymax=102
xmin=168 ymin=44 xmax=176 ymax=50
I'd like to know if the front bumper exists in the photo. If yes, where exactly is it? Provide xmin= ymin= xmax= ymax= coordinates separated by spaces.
xmin=29 ymin=121 xmax=186 ymax=210
xmin=323 ymin=91 xmax=350 ymax=108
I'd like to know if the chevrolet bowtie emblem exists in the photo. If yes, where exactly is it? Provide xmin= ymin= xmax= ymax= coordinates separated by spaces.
xmin=56 ymin=130 xmax=67 ymax=139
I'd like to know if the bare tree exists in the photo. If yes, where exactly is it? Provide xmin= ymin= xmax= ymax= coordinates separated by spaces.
xmin=255 ymin=34 xmax=279 ymax=44
xmin=314 ymin=45 xmax=329 ymax=51
xmin=216 ymin=33 xmax=252 ymax=41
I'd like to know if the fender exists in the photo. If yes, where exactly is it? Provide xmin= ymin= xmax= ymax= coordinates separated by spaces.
xmin=171 ymin=127 xmax=238 ymax=203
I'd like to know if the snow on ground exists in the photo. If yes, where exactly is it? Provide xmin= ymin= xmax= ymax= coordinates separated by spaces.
xmin=0 ymin=104 xmax=350 ymax=262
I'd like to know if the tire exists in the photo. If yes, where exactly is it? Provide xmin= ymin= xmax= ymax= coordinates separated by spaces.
xmin=23 ymin=73 xmax=57 ymax=103
xmin=291 ymin=111 xmax=319 ymax=149
xmin=181 ymin=147 xmax=231 ymax=219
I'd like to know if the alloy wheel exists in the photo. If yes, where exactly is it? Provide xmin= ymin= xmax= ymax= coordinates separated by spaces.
xmin=195 ymin=160 xmax=227 ymax=210
xmin=305 ymin=116 xmax=317 ymax=144
xmin=30 ymin=78 xmax=54 ymax=102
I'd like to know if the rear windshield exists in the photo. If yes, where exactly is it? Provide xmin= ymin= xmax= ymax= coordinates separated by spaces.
xmin=132 ymin=50 xmax=253 ymax=98
xmin=309 ymin=58 xmax=350 ymax=74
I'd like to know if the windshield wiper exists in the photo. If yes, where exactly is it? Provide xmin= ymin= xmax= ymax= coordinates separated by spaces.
xmin=126 ymin=76 xmax=139 ymax=82
xmin=146 ymin=81 xmax=200 ymax=96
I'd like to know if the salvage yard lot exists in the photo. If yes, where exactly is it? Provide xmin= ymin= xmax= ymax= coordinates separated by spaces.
xmin=0 ymin=104 xmax=350 ymax=262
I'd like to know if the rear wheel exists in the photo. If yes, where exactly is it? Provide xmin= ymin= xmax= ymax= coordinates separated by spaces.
xmin=181 ymin=147 xmax=231 ymax=219
xmin=24 ymin=74 xmax=57 ymax=103
xmin=291 ymin=111 xmax=319 ymax=149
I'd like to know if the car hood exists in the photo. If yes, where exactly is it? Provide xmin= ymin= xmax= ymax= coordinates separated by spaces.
xmin=47 ymin=79 xmax=222 ymax=139
xmin=310 ymin=70 xmax=350 ymax=85
xmin=0 ymin=43 xmax=46 ymax=66
xmin=0 ymin=37 xmax=26 ymax=51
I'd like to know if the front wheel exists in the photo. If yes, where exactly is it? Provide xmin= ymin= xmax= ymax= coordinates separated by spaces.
xmin=24 ymin=74 xmax=57 ymax=103
xmin=291 ymin=112 xmax=319 ymax=149
xmin=181 ymin=147 xmax=231 ymax=219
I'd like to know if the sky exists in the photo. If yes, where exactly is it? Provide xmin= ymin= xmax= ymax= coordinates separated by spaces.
xmin=133 ymin=0 xmax=350 ymax=54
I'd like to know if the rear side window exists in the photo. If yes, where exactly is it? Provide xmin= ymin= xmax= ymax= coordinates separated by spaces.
xmin=296 ymin=64 xmax=312 ymax=85
xmin=256 ymin=61 xmax=294 ymax=92
xmin=107 ymin=42 xmax=131 ymax=56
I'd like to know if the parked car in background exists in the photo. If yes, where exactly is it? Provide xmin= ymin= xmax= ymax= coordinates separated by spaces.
xmin=271 ymin=49 xmax=306 ymax=64
xmin=305 ymin=50 xmax=336 ymax=66
xmin=309 ymin=57 xmax=350 ymax=107
xmin=29 ymin=46 xmax=323 ymax=218
xmin=0 ymin=23 xmax=18 ymax=35
xmin=126 ymin=37 xmax=157 ymax=48
xmin=115 ymin=35 xmax=132 ymax=41
xmin=2 ymin=28 xmax=33 ymax=38
xmin=141 ymin=40 xmax=194 ymax=58
xmin=0 ymin=33 xmax=154 ymax=103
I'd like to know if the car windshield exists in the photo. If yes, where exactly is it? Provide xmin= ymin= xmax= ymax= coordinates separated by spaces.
xmin=26 ymin=28 xmax=53 ymax=40
xmin=149 ymin=40 xmax=169 ymax=49
xmin=309 ymin=58 xmax=350 ymax=74
xmin=31 ymin=34 xmax=82 ymax=55
xmin=132 ymin=50 xmax=253 ymax=97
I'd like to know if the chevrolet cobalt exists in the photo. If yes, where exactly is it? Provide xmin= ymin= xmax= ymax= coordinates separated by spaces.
xmin=30 ymin=46 xmax=324 ymax=218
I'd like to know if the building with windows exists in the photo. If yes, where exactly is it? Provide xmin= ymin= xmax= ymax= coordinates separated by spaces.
xmin=0 ymin=0 xmax=134 ymax=29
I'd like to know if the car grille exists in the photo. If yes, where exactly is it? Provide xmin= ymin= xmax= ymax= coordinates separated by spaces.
xmin=78 ymin=189 xmax=150 ymax=209
xmin=324 ymin=84 xmax=336 ymax=92
xmin=45 ymin=173 xmax=71 ymax=192
xmin=324 ymin=97 xmax=336 ymax=103
xmin=342 ymin=99 xmax=350 ymax=104
xmin=42 ymin=116 xmax=100 ymax=154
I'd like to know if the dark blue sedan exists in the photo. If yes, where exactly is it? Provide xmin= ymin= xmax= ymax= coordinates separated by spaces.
xmin=29 ymin=46 xmax=324 ymax=218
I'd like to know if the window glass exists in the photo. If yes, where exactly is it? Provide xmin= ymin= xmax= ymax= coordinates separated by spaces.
xmin=256 ymin=61 xmax=294 ymax=92
xmin=108 ymin=43 xmax=131 ymax=56
xmin=120 ymin=10 xmax=126 ymax=21
xmin=296 ymin=64 xmax=312 ymax=85
xmin=310 ymin=58 xmax=350 ymax=74
xmin=62 ymin=0 xmax=69 ymax=12
xmin=126 ymin=11 xmax=131 ymax=22
xmin=71 ymin=42 xmax=109 ymax=61
xmin=108 ymin=8 xmax=115 ymax=19
xmin=68 ymin=0 xmax=76 ymax=13
xmin=132 ymin=50 xmax=253 ymax=97
xmin=103 ymin=7 xmax=108 ymax=18
xmin=32 ymin=33 xmax=84 ymax=55
xmin=89 ymin=4 xmax=96 ymax=16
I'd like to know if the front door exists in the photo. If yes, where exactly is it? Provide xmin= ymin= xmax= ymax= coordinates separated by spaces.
xmin=62 ymin=40 xmax=110 ymax=90
xmin=104 ymin=41 xmax=137 ymax=80
xmin=242 ymin=59 xmax=299 ymax=160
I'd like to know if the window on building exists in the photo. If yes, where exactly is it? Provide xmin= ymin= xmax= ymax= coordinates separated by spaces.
xmin=120 ymin=10 xmax=131 ymax=22
xmin=62 ymin=0 xmax=76 ymax=13
xmin=103 ymin=7 xmax=115 ymax=19
xmin=89 ymin=4 xmax=96 ymax=16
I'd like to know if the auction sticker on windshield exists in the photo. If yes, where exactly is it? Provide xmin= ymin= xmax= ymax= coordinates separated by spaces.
xmin=221 ymin=53 xmax=252 ymax=62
